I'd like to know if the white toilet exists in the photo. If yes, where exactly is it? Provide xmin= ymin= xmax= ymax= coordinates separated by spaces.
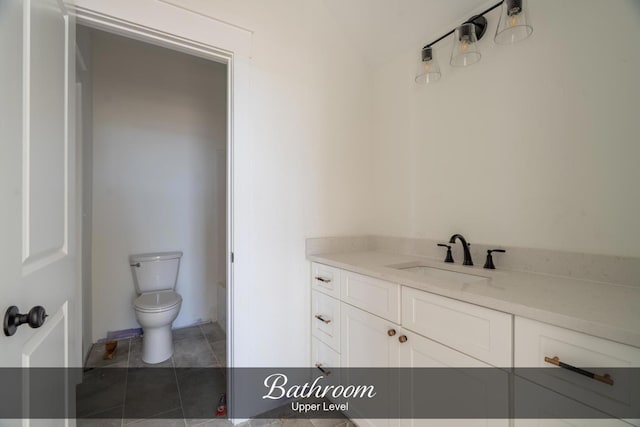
xmin=130 ymin=251 xmax=183 ymax=364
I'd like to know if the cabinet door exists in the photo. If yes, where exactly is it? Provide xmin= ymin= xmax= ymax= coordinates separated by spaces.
xmin=341 ymin=302 xmax=400 ymax=427
xmin=399 ymin=330 xmax=509 ymax=427
xmin=341 ymin=302 xmax=399 ymax=368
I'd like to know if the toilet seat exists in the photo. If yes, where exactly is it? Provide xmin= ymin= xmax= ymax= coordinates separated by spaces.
xmin=134 ymin=290 xmax=182 ymax=313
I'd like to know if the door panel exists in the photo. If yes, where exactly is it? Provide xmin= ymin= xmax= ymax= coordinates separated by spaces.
xmin=1 ymin=4 xmax=78 ymax=424
xmin=23 ymin=0 xmax=68 ymax=270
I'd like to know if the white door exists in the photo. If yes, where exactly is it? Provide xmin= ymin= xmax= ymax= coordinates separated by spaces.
xmin=341 ymin=303 xmax=400 ymax=427
xmin=0 ymin=0 xmax=79 ymax=422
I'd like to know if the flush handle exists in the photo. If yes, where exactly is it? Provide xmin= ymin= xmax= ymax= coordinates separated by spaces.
xmin=130 ymin=262 xmax=141 ymax=267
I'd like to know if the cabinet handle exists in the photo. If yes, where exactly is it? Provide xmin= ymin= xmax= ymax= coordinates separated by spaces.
xmin=544 ymin=356 xmax=614 ymax=386
xmin=398 ymin=335 xmax=408 ymax=343
xmin=388 ymin=329 xmax=396 ymax=337
xmin=314 ymin=314 xmax=331 ymax=324
xmin=315 ymin=363 xmax=331 ymax=376
xmin=315 ymin=276 xmax=332 ymax=283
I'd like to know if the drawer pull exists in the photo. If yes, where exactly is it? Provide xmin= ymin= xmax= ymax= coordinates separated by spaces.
xmin=388 ymin=329 xmax=396 ymax=337
xmin=315 ymin=363 xmax=332 ymax=376
xmin=315 ymin=276 xmax=332 ymax=283
xmin=398 ymin=335 xmax=408 ymax=343
xmin=544 ymin=356 xmax=614 ymax=386
xmin=314 ymin=314 xmax=331 ymax=324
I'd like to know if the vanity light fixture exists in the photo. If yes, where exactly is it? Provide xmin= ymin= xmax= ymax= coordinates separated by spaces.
xmin=495 ymin=0 xmax=533 ymax=44
xmin=415 ymin=0 xmax=533 ymax=84
xmin=414 ymin=46 xmax=441 ymax=84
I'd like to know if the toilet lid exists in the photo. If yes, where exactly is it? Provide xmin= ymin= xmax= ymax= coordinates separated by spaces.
xmin=134 ymin=291 xmax=181 ymax=313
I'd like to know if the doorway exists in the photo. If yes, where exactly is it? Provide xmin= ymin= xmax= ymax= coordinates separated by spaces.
xmin=75 ymin=25 xmax=230 ymax=367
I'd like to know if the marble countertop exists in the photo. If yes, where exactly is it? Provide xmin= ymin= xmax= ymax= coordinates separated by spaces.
xmin=307 ymin=251 xmax=640 ymax=348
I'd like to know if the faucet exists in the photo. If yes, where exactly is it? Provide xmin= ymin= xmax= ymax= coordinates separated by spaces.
xmin=449 ymin=234 xmax=473 ymax=266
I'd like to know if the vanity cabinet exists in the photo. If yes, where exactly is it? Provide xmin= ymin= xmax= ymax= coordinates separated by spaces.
xmin=310 ymin=261 xmax=639 ymax=427
xmin=310 ymin=262 xmax=511 ymax=427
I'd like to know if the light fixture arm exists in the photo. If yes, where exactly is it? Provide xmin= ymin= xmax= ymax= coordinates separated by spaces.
xmin=423 ymin=1 xmax=503 ymax=49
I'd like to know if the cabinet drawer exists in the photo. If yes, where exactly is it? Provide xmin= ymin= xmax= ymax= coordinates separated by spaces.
xmin=515 ymin=317 xmax=640 ymax=425
xmin=513 ymin=376 xmax=634 ymax=427
xmin=311 ymin=336 xmax=340 ymax=373
xmin=401 ymin=287 xmax=512 ymax=367
xmin=311 ymin=290 xmax=341 ymax=351
xmin=341 ymin=271 xmax=401 ymax=323
xmin=311 ymin=262 xmax=341 ymax=298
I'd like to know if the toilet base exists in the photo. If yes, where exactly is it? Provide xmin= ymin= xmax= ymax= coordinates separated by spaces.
xmin=142 ymin=325 xmax=174 ymax=364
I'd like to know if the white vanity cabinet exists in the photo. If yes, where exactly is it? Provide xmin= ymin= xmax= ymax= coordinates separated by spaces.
xmin=310 ymin=261 xmax=640 ymax=427
xmin=310 ymin=262 xmax=512 ymax=427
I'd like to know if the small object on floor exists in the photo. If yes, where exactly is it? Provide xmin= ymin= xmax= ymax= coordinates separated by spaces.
xmin=103 ymin=340 xmax=117 ymax=360
xmin=215 ymin=393 xmax=227 ymax=417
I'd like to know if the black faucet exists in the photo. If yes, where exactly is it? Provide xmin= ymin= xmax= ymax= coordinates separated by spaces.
xmin=449 ymin=234 xmax=473 ymax=266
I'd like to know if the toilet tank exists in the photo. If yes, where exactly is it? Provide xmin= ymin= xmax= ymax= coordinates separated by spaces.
xmin=130 ymin=251 xmax=183 ymax=294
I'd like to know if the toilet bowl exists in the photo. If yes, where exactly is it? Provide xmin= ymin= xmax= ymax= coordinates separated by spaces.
xmin=130 ymin=252 xmax=183 ymax=364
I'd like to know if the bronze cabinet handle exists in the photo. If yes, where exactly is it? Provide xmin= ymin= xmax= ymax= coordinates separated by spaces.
xmin=544 ymin=356 xmax=614 ymax=386
xmin=388 ymin=329 xmax=396 ymax=337
xmin=314 ymin=314 xmax=331 ymax=324
xmin=315 ymin=276 xmax=332 ymax=283
xmin=315 ymin=363 xmax=331 ymax=376
xmin=398 ymin=335 xmax=408 ymax=343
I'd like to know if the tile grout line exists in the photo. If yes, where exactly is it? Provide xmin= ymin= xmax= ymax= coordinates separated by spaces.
xmin=120 ymin=337 xmax=131 ymax=427
xmin=199 ymin=324 xmax=223 ymax=368
xmin=171 ymin=356 xmax=187 ymax=427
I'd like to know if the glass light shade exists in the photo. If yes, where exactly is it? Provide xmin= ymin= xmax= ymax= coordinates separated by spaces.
xmin=415 ymin=46 xmax=441 ymax=84
xmin=450 ymin=22 xmax=481 ymax=67
xmin=494 ymin=0 xmax=533 ymax=44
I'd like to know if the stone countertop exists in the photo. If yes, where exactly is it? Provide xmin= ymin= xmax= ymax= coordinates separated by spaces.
xmin=307 ymin=251 xmax=640 ymax=348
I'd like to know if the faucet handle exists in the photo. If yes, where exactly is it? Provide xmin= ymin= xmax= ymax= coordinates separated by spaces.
xmin=484 ymin=249 xmax=506 ymax=269
xmin=437 ymin=244 xmax=454 ymax=263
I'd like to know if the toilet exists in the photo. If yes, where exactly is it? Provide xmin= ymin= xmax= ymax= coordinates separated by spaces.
xmin=130 ymin=251 xmax=183 ymax=364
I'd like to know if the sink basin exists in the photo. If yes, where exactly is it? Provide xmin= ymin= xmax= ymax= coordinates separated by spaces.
xmin=392 ymin=265 xmax=488 ymax=284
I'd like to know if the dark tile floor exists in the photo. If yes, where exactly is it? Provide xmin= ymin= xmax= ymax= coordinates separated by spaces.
xmin=77 ymin=323 xmax=352 ymax=427
xmin=78 ymin=322 xmax=228 ymax=426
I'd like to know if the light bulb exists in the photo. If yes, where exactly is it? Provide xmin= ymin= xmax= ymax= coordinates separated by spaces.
xmin=423 ymin=62 xmax=431 ymax=72
xmin=461 ymin=41 xmax=469 ymax=52
xmin=509 ymin=15 xmax=518 ymax=27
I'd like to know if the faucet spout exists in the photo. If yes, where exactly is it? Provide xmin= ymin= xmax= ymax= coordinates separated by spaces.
xmin=449 ymin=234 xmax=473 ymax=266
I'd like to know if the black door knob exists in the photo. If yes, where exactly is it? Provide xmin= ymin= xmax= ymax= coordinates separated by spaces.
xmin=3 ymin=306 xmax=48 ymax=336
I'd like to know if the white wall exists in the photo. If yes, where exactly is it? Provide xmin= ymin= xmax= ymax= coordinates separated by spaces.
xmin=158 ymin=0 xmax=375 ymax=367
xmin=91 ymin=30 xmax=227 ymax=341
xmin=369 ymin=0 xmax=640 ymax=257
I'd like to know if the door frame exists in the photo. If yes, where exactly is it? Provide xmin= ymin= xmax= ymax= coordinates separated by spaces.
xmin=69 ymin=1 xmax=250 ymax=380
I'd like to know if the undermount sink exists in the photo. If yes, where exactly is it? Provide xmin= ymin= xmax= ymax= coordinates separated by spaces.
xmin=392 ymin=264 xmax=488 ymax=284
